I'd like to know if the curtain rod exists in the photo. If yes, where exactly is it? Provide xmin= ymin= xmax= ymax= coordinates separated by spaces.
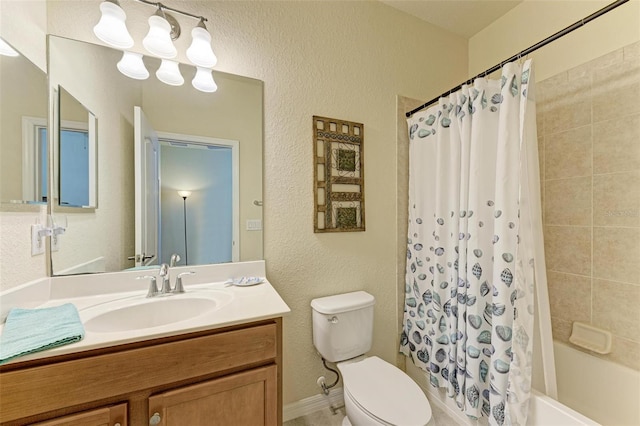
xmin=406 ymin=0 xmax=629 ymax=118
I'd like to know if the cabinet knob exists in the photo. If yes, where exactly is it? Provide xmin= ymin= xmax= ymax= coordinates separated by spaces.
xmin=114 ymin=423 xmax=121 ymax=426
xmin=149 ymin=412 xmax=162 ymax=425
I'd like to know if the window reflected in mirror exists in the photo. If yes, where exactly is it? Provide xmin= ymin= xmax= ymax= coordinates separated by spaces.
xmin=0 ymin=38 xmax=48 ymax=205
xmin=57 ymin=86 xmax=97 ymax=208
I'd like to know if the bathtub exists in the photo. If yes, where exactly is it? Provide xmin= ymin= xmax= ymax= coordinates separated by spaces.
xmin=551 ymin=341 xmax=640 ymax=426
xmin=405 ymin=355 xmax=612 ymax=426
xmin=527 ymin=389 xmax=598 ymax=426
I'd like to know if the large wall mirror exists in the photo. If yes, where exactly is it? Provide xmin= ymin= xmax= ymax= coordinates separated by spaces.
xmin=48 ymin=35 xmax=264 ymax=275
xmin=0 ymin=39 xmax=48 ymax=205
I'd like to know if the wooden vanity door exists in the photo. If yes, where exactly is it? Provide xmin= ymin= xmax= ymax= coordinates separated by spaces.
xmin=31 ymin=402 xmax=127 ymax=426
xmin=148 ymin=365 xmax=277 ymax=426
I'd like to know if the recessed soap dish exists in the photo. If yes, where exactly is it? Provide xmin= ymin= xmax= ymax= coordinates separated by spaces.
xmin=568 ymin=322 xmax=612 ymax=354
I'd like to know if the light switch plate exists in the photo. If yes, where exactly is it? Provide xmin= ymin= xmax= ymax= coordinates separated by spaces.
xmin=246 ymin=219 xmax=262 ymax=231
xmin=31 ymin=224 xmax=45 ymax=256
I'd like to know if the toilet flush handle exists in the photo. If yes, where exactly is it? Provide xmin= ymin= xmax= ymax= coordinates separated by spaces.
xmin=328 ymin=316 xmax=339 ymax=324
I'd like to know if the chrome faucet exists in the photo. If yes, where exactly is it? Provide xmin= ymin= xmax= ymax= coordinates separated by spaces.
xmin=169 ymin=253 xmax=181 ymax=267
xmin=173 ymin=271 xmax=195 ymax=293
xmin=137 ymin=275 xmax=159 ymax=298
xmin=140 ymin=260 xmax=194 ymax=297
xmin=159 ymin=263 xmax=172 ymax=294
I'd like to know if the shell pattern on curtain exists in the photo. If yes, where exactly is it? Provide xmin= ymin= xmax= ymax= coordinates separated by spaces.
xmin=400 ymin=60 xmax=540 ymax=426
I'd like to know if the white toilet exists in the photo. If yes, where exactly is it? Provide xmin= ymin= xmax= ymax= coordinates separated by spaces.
xmin=311 ymin=291 xmax=433 ymax=426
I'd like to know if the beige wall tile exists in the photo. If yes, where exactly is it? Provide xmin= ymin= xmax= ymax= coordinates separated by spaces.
xmin=567 ymin=62 xmax=591 ymax=80
xmin=538 ymin=136 xmax=545 ymax=180
xmin=606 ymin=336 xmax=640 ymax=371
xmin=593 ymin=227 xmax=640 ymax=284
xmin=623 ymin=41 xmax=640 ymax=61
xmin=585 ymin=48 xmax=623 ymax=72
xmin=544 ymin=225 xmax=591 ymax=276
xmin=593 ymin=113 xmax=640 ymax=174
xmin=545 ymin=177 xmax=592 ymax=226
xmin=592 ymin=279 xmax=640 ymax=341
xmin=544 ymin=97 xmax=591 ymax=136
xmin=542 ymin=72 xmax=591 ymax=135
xmin=594 ymin=171 xmax=640 ymax=227
xmin=593 ymin=60 xmax=640 ymax=123
xmin=545 ymin=125 xmax=592 ymax=179
xmin=551 ymin=317 xmax=573 ymax=343
xmin=547 ymin=271 xmax=591 ymax=323
xmin=536 ymin=109 xmax=544 ymax=137
xmin=538 ymin=72 xmax=567 ymax=100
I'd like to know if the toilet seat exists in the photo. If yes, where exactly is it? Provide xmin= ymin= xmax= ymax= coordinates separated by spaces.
xmin=338 ymin=356 xmax=432 ymax=426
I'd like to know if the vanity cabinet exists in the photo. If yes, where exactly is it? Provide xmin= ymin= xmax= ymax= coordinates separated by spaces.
xmin=31 ymin=403 xmax=127 ymax=426
xmin=0 ymin=318 xmax=282 ymax=426
xmin=148 ymin=365 xmax=277 ymax=425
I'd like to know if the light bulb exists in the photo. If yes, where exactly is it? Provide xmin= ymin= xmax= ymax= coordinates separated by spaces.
xmin=186 ymin=21 xmax=217 ymax=68
xmin=93 ymin=0 xmax=134 ymax=49
xmin=156 ymin=60 xmax=184 ymax=86
xmin=143 ymin=13 xmax=177 ymax=59
xmin=178 ymin=190 xmax=192 ymax=199
xmin=117 ymin=51 xmax=149 ymax=80
xmin=192 ymin=67 xmax=217 ymax=93
xmin=0 ymin=38 xmax=19 ymax=57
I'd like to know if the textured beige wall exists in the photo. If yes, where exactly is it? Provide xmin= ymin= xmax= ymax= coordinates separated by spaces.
xmin=2 ymin=0 xmax=468 ymax=404
xmin=538 ymin=41 xmax=640 ymax=371
xmin=469 ymin=0 xmax=640 ymax=82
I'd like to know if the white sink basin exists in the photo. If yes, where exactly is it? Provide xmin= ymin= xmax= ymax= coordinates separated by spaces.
xmin=82 ymin=291 xmax=234 ymax=333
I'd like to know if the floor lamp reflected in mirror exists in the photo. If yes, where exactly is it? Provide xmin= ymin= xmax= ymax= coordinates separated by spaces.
xmin=178 ymin=190 xmax=191 ymax=265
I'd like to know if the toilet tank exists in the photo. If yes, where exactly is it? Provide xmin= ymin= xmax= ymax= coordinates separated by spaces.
xmin=311 ymin=291 xmax=375 ymax=362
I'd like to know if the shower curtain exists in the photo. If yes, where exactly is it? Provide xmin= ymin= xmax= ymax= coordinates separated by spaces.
xmin=400 ymin=60 xmax=542 ymax=426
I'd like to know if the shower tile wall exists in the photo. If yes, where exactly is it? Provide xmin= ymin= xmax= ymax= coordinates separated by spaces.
xmin=538 ymin=41 xmax=640 ymax=371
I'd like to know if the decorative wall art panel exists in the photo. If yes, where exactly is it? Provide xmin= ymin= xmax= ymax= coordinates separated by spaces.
xmin=313 ymin=116 xmax=365 ymax=232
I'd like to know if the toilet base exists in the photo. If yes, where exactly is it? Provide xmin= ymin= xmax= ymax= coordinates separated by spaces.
xmin=342 ymin=413 xmax=436 ymax=426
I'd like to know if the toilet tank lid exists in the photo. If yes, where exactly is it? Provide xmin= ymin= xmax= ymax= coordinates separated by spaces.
xmin=310 ymin=291 xmax=375 ymax=314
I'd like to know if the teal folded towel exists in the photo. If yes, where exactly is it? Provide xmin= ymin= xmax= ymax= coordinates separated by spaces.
xmin=0 ymin=303 xmax=85 ymax=364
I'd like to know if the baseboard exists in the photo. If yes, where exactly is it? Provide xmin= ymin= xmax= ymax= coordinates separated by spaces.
xmin=283 ymin=387 xmax=344 ymax=422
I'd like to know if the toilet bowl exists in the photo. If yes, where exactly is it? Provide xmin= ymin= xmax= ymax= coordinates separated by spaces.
xmin=310 ymin=291 xmax=433 ymax=426
xmin=337 ymin=356 xmax=432 ymax=426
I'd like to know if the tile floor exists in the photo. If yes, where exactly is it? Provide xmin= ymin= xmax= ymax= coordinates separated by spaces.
xmin=284 ymin=402 xmax=462 ymax=426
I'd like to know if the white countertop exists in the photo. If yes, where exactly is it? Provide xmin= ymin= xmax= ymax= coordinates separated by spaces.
xmin=0 ymin=261 xmax=290 ymax=365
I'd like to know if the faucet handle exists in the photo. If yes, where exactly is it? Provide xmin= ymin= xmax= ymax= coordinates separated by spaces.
xmin=159 ymin=263 xmax=169 ymax=277
xmin=158 ymin=263 xmax=173 ymax=293
xmin=137 ymin=275 xmax=159 ymax=298
xmin=173 ymin=271 xmax=195 ymax=294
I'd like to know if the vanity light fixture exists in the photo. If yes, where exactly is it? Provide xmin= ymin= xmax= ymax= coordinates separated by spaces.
xmin=94 ymin=0 xmax=217 ymax=93
xmin=192 ymin=67 xmax=217 ymax=93
xmin=93 ymin=0 xmax=134 ymax=49
xmin=0 ymin=37 xmax=19 ymax=57
xmin=156 ymin=59 xmax=184 ymax=86
xmin=116 ymin=51 xmax=149 ymax=80
xmin=142 ymin=6 xmax=177 ymax=59
xmin=186 ymin=19 xmax=217 ymax=68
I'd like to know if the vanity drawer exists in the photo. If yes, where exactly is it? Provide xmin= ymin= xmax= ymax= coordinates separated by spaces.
xmin=0 ymin=322 xmax=277 ymax=424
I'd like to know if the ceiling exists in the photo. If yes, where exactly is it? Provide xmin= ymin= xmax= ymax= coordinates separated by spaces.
xmin=380 ymin=0 xmax=524 ymax=38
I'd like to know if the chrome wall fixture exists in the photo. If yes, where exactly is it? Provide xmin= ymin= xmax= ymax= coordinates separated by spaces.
xmin=93 ymin=0 xmax=218 ymax=92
